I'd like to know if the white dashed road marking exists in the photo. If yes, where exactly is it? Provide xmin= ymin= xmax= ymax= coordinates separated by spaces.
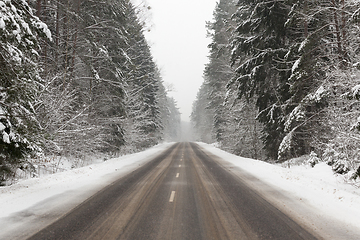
xmin=169 ymin=191 xmax=176 ymax=202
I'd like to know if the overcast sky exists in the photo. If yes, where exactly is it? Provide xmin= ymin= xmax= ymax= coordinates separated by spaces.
xmin=134 ymin=0 xmax=218 ymax=122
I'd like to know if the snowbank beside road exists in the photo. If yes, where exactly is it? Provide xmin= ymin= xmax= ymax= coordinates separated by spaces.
xmin=0 ymin=143 xmax=174 ymax=220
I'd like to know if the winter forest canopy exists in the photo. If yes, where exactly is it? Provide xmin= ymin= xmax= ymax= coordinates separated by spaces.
xmin=191 ymin=0 xmax=360 ymax=179
xmin=0 ymin=0 xmax=181 ymax=183
xmin=3 ymin=0 xmax=360 ymax=185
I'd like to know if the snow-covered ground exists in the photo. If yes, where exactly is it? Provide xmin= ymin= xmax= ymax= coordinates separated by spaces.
xmin=1 ymin=142 xmax=360 ymax=239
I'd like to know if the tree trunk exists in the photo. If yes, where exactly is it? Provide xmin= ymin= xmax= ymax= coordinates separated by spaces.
xmin=55 ymin=0 xmax=60 ymax=65
xmin=36 ymin=0 xmax=41 ymax=18
xmin=304 ymin=0 xmax=308 ymax=38
xmin=71 ymin=0 xmax=81 ymax=74
xmin=340 ymin=0 xmax=348 ymax=63
xmin=331 ymin=0 xmax=343 ymax=64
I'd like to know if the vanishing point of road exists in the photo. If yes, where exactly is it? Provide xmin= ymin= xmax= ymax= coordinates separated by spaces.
xmin=27 ymin=142 xmax=319 ymax=240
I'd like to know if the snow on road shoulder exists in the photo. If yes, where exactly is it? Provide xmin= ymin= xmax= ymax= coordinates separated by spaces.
xmin=0 ymin=142 xmax=174 ymax=220
xmin=197 ymin=142 xmax=360 ymax=239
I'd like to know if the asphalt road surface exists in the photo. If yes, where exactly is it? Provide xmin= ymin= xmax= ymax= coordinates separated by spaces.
xmin=27 ymin=143 xmax=319 ymax=240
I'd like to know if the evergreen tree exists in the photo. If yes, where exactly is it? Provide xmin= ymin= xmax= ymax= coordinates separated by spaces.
xmin=191 ymin=82 xmax=215 ymax=143
xmin=164 ymin=97 xmax=181 ymax=141
xmin=204 ymin=0 xmax=237 ymax=144
xmin=0 ymin=0 xmax=180 ymax=183
xmin=192 ymin=0 xmax=264 ymax=158
xmin=230 ymin=0 xmax=291 ymax=159
xmin=33 ymin=0 xmax=130 ymax=156
xmin=277 ymin=0 xmax=331 ymax=160
xmin=0 ymin=0 xmax=51 ymax=181
xmin=278 ymin=0 xmax=358 ymax=161
xmin=122 ymin=1 xmax=164 ymax=150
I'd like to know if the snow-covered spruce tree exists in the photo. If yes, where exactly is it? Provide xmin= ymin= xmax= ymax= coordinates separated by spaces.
xmin=31 ymin=0 xmax=98 ymax=157
xmin=32 ymin=0 xmax=168 ymax=158
xmin=122 ymin=1 xmax=163 ymax=151
xmin=77 ymin=0 xmax=130 ymax=153
xmin=204 ymin=0 xmax=237 ymax=145
xmin=33 ymin=0 xmax=131 ymax=157
xmin=124 ymin=64 xmax=163 ymax=150
xmin=163 ymin=96 xmax=181 ymax=141
xmin=319 ymin=0 xmax=360 ymax=177
xmin=193 ymin=0 xmax=264 ymax=158
xmin=230 ymin=0 xmax=291 ymax=160
xmin=0 ymin=0 xmax=51 ymax=182
xmin=191 ymin=82 xmax=215 ymax=143
xmin=192 ymin=0 xmax=237 ymax=145
xmin=277 ymin=0 xmax=332 ymax=161
xmin=278 ymin=0 xmax=360 ymax=164
xmin=157 ymin=78 xmax=181 ymax=142
xmin=221 ymin=87 xmax=265 ymax=158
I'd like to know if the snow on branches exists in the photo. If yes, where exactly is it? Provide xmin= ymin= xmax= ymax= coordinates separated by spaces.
xmin=0 ymin=0 xmax=50 ymax=182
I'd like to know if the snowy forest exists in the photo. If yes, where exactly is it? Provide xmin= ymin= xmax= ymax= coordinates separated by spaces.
xmin=0 ymin=0 xmax=181 ymax=184
xmin=191 ymin=0 xmax=360 ymax=179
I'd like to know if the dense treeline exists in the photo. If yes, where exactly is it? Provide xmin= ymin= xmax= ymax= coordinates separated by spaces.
xmin=0 ymin=0 xmax=180 ymax=183
xmin=192 ymin=0 xmax=360 ymax=178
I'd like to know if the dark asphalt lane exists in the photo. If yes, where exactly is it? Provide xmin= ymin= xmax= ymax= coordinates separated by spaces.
xmin=27 ymin=142 xmax=319 ymax=240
